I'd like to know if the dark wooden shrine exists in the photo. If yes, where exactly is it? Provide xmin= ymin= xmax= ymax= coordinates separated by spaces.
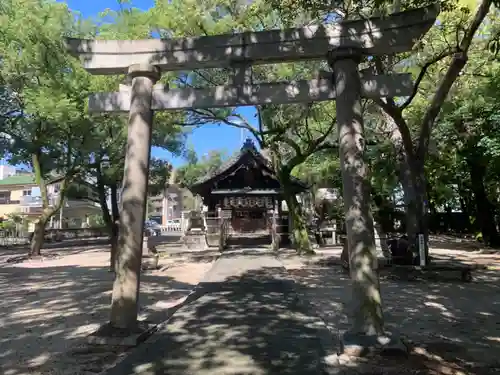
xmin=190 ymin=139 xmax=307 ymax=236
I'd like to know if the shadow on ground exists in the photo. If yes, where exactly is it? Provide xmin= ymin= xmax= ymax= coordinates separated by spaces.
xmin=0 ymin=240 xmax=111 ymax=265
xmin=159 ymin=248 xmax=221 ymax=264
xmin=287 ymin=259 xmax=500 ymax=375
xmin=106 ymin=266 xmax=333 ymax=375
xmin=427 ymin=234 xmax=500 ymax=252
xmin=0 ymin=264 xmax=196 ymax=375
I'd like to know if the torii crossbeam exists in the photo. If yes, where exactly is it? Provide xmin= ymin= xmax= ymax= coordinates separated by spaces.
xmin=67 ymin=6 xmax=437 ymax=74
xmin=89 ymin=74 xmax=414 ymax=112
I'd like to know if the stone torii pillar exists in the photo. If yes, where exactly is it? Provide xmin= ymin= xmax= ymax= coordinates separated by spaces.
xmin=329 ymin=48 xmax=385 ymax=352
xmin=108 ymin=64 xmax=160 ymax=330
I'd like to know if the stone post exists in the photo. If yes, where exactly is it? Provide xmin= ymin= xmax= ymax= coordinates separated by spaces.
xmin=110 ymin=64 xmax=160 ymax=330
xmin=271 ymin=199 xmax=279 ymax=250
xmin=328 ymin=49 xmax=385 ymax=344
xmin=332 ymin=223 xmax=337 ymax=246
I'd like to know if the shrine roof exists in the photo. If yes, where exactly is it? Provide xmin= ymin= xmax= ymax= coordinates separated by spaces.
xmin=190 ymin=138 xmax=307 ymax=192
xmin=211 ymin=188 xmax=281 ymax=195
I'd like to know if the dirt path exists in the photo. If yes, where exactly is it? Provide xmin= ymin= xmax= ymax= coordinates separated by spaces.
xmin=0 ymin=248 xmax=215 ymax=375
xmin=280 ymin=247 xmax=500 ymax=375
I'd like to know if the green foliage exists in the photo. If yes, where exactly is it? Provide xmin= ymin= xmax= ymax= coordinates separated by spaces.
xmin=0 ymin=1 xmax=188 ymax=252
xmin=149 ymin=158 xmax=173 ymax=196
xmin=87 ymin=214 xmax=106 ymax=227
xmin=0 ymin=0 xmax=94 ymax=174
xmin=2 ymin=0 xmax=500 ymax=245
xmin=176 ymin=149 xmax=228 ymax=187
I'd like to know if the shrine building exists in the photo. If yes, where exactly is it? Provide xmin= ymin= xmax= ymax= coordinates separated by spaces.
xmin=189 ymin=139 xmax=308 ymax=241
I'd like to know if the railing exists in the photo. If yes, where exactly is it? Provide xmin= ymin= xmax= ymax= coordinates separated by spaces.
xmin=160 ymin=223 xmax=182 ymax=233
xmin=19 ymin=195 xmax=99 ymax=208
xmin=43 ymin=227 xmax=109 ymax=240
xmin=0 ymin=199 xmax=21 ymax=205
xmin=0 ymin=229 xmax=28 ymax=246
xmin=0 ymin=227 xmax=110 ymax=247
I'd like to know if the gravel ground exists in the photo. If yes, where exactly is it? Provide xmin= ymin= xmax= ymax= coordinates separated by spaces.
xmin=0 ymin=247 xmax=215 ymax=375
xmin=1 ymin=237 xmax=499 ymax=375
xmin=280 ymin=245 xmax=500 ymax=375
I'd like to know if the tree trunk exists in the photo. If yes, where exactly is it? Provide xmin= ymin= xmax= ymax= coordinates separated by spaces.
xmin=372 ymin=194 xmax=393 ymax=258
xmin=281 ymin=174 xmax=313 ymax=254
xmin=378 ymin=104 xmax=426 ymax=259
xmin=458 ymin=185 xmax=474 ymax=232
xmin=426 ymin=182 xmax=437 ymax=216
xmin=96 ymin=169 xmax=116 ymax=272
xmin=110 ymin=184 xmax=120 ymax=272
xmin=467 ymin=159 xmax=500 ymax=246
xmin=400 ymin=157 xmax=429 ymax=263
xmin=30 ymin=217 xmax=48 ymax=257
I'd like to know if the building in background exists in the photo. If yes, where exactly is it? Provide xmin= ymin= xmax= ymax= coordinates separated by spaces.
xmin=163 ymin=185 xmax=184 ymax=222
xmin=147 ymin=186 xmax=197 ymax=226
xmin=0 ymin=165 xmax=16 ymax=180
xmin=0 ymin=174 xmax=101 ymax=228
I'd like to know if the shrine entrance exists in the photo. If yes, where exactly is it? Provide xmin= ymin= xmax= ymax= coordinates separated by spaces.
xmin=232 ymin=208 xmax=267 ymax=233
xmin=190 ymin=139 xmax=307 ymax=247
xmin=66 ymin=4 xmax=438 ymax=339
xmin=221 ymin=195 xmax=273 ymax=234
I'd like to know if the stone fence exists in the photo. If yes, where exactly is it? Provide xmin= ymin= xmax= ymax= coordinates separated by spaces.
xmin=0 ymin=227 xmax=110 ymax=247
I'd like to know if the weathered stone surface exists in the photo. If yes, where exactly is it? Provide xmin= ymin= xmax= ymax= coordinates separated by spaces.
xmin=341 ymin=331 xmax=408 ymax=358
xmin=88 ymin=75 xmax=415 ymax=112
xmin=66 ymin=5 xmax=438 ymax=74
xmin=146 ymin=234 xmax=182 ymax=253
xmin=182 ymin=233 xmax=208 ymax=251
xmin=86 ymin=322 xmax=157 ymax=347
xmin=141 ymin=255 xmax=159 ymax=271
xmin=104 ymin=249 xmax=337 ymax=375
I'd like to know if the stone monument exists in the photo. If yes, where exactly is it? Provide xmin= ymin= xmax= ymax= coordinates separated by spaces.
xmin=183 ymin=210 xmax=208 ymax=250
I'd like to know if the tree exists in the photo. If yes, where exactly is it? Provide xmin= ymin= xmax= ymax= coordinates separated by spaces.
xmin=2 ymin=2 xmax=187 ymax=262
xmin=147 ymin=0 xmax=342 ymax=253
xmin=176 ymin=149 xmax=228 ymax=187
xmin=87 ymin=106 xmax=184 ymax=271
xmin=372 ymin=1 xmax=496 ymax=259
xmin=424 ymin=50 xmax=500 ymax=244
xmin=260 ymin=103 xmax=337 ymax=253
xmin=273 ymin=0 xmax=499 ymax=258
xmin=0 ymin=0 xmax=98 ymax=256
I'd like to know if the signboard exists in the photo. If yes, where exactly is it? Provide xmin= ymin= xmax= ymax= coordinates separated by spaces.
xmin=418 ymin=234 xmax=426 ymax=266
xmin=222 ymin=196 xmax=273 ymax=209
xmin=221 ymin=210 xmax=232 ymax=219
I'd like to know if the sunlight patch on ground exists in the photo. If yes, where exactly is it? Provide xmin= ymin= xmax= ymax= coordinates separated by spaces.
xmin=0 ymin=247 xmax=214 ymax=375
xmin=28 ymin=353 xmax=51 ymax=367
xmin=152 ymin=296 xmax=188 ymax=309
xmin=69 ymin=324 xmax=102 ymax=338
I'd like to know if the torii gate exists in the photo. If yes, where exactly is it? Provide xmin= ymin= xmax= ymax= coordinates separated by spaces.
xmin=67 ymin=5 xmax=438 ymax=346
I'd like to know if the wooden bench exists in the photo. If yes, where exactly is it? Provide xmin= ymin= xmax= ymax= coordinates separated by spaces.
xmin=340 ymin=238 xmax=484 ymax=282
xmin=388 ymin=261 xmax=486 ymax=282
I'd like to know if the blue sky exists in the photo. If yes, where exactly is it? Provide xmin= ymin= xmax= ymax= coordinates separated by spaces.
xmin=61 ymin=0 xmax=257 ymax=167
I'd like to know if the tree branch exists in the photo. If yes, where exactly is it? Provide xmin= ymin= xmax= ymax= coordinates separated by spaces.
xmin=400 ymin=49 xmax=457 ymax=110
xmin=417 ymin=0 xmax=493 ymax=161
xmin=373 ymin=97 xmax=415 ymax=161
